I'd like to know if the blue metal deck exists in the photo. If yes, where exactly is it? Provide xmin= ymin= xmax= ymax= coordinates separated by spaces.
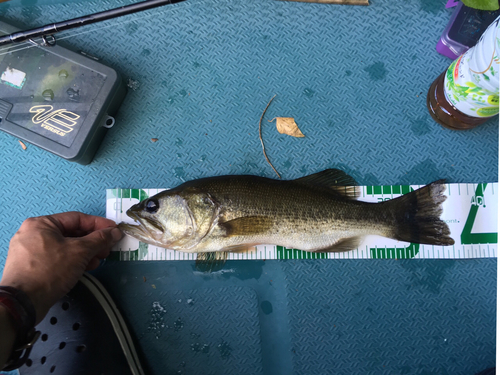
xmin=0 ymin=0 xmax=496 ymax=373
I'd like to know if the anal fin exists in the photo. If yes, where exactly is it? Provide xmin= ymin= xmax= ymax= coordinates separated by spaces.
xmin=222 ymin=245 xmax=258 ymax=253
xmin=195 ymin=251 xmax=228 ymax=273
xmin=313 ymin=236 xmax=363 ymax=253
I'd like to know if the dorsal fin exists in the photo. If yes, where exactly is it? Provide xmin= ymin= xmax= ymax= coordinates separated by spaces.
xmin=293 ymin=169 xmax=360 ymax=199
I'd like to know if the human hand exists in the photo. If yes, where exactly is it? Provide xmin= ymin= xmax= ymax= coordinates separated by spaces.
xmin=0 ymin=212 xmax=123 ymax=324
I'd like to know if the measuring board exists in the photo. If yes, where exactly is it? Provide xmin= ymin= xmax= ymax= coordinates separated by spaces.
xmin=106 ymin=183 xmax=498 ymax=261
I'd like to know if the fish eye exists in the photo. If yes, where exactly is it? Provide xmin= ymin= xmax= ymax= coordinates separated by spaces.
xmin=145 ymin=198 xmax=159 ymax=213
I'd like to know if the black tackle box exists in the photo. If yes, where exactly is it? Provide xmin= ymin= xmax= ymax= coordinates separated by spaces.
xmin=0 ymin=20 xmax=127 ymax=164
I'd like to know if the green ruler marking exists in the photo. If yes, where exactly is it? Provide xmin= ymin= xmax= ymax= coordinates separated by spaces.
xmin=276 ymin=246 xmax=328 ymax=260
xmin=107 ymin=188 xmax=149 ymax=201
xmin=366 ymin=185 xmax=413 ymax=196
xmin=370 ymin=243 xmax=420 ymax=259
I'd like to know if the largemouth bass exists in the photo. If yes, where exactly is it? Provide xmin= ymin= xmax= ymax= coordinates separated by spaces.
xmin=118 ymin=169 xmax=454 ymax=254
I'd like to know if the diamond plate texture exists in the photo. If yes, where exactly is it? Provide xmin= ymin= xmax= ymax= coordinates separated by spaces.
xmin=0 ymin=0 xmax=497 ymax=259
xmin=282 ymin=259 xmax=496 ymax=375
xmin=135 ymin=286 xmax=263 ymax=375
xmin=0 ymin=0 xmax=496 ymax=374
xmin=0 ymin=0 xmax=497 ymax=264
xmin=92 ymin=260 xmax=293 ymax=375
xmin=92 ymin=259 xmax=496 ymax=375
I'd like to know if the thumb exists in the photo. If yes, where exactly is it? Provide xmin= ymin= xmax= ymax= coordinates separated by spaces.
xmin=75 ymin=227 xmax=123 ymax=260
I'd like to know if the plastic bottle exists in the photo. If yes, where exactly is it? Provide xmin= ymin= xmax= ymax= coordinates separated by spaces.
xmin=427 ymin=16 xmax=500 ymax=130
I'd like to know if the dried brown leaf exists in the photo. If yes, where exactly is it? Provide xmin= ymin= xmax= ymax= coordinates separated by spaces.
xmin=151 ymin=138 xmax=159 ymax=143
xmin=274 ymin=117 xmax=305 ymax=138
xmin=18 ymin=140 xmax=27 ymax=150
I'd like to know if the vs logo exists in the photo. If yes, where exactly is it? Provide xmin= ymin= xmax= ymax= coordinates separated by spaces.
xmin=30 ymin=105 xmax=80 ymax=137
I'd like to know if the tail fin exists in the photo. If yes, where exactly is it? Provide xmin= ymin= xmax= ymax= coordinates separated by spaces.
xmin=385 ymin=180 xmax=455 ymax=246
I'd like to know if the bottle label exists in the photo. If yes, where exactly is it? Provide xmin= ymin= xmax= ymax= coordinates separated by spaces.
xmin=443 ymin=17 xmax=500 ymax=118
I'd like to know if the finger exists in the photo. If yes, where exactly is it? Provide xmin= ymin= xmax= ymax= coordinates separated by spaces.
xmin=72 ymin=227 xmax=123 ymax=261
xmin=86 ymin=257 xmax=101 ymax=271
xmin=48 ymin=212 xmax=117 ymax=236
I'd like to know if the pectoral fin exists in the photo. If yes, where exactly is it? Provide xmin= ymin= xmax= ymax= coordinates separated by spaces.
xmin=313 ymin=236 xmax=363 ymax=253
xmin=219 ymin=216 xmax=274 ymax=237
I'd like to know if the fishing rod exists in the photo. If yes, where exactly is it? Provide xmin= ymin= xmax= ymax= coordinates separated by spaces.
xmin=0 ymin=0 xmax=187 ymax=46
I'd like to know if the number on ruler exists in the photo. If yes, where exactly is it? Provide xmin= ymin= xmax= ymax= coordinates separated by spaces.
xmin=470 ymin=195 xmax=486 ymax=208
xmin=461 ymin=183 xmax=497 ymax=245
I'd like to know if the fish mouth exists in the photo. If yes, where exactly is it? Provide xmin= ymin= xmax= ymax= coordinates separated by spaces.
xmin=118 ymin=210 xmax=164 ymax=242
